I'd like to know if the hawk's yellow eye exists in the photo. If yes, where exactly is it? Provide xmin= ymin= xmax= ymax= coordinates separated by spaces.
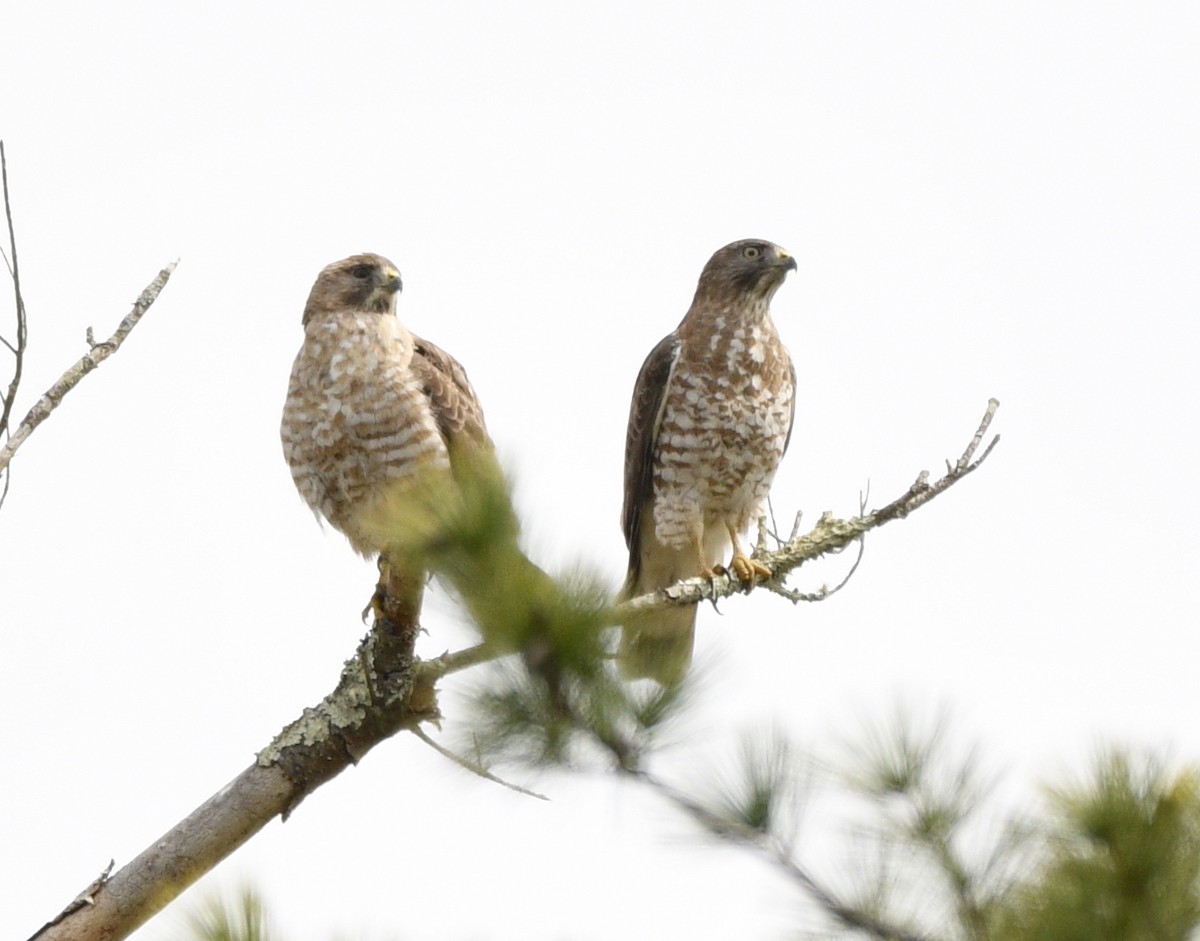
xmin=743 ymin=245 xmax=761 ymax=260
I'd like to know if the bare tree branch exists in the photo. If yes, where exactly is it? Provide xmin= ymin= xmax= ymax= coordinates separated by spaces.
xmin=417 ymin=640 xmax=498 ymax=683
xmin=0 ymin=260 xmax=177 ymax=479
xmin=1 ymin=140 xmax=29 ymax=509
xmin=765 ymin=532 xmax=867 ymax=604
xmin=29 ymin=402 xmax=999 ymax=941
xmin=28 ymin=567 xmax=430 ymax=941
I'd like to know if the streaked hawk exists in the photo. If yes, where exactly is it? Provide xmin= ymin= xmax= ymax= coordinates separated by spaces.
xmin=281 ymin=253 xmax=490 ymax=559
xmin=620 ymin=238 xmax=797 ymax=683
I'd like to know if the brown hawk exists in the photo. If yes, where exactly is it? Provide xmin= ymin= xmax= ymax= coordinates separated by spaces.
xmin=620 ymin=239 xmax=797 ymax=683
xmin=281 ymin=253 xmax=490 ymax=561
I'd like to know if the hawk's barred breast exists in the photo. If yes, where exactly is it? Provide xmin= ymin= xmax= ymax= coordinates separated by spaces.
xmin=281 ymin=253 xmax=487 ymax=558
xmin=619 ymin=238 xmax=798 ymax=683
xmin=652 ymin=301 xmax=794 ymax=549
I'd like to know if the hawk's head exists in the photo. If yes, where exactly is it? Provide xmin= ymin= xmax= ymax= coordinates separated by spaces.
xmin=302 ymin=253 xmax=403 ymax=325
xmin=695 ymin=238 xmax=796 ymax=306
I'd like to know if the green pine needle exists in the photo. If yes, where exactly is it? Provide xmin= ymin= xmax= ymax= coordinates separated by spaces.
xmin=182 ymin=886 xmax=275 ymax=941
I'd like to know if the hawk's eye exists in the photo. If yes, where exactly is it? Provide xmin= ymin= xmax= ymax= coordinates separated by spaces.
xmin=349 ymin=264 xmax=374 ymax=280
xmin=743 ymin=245 xmax=761 ymax=260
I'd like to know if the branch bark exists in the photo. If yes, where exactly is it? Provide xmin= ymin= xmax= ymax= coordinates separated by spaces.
xmin=29 ymin=401 xmax=1000 ymax=941
xmin=29 ymin=566 xmax=430 ymax=941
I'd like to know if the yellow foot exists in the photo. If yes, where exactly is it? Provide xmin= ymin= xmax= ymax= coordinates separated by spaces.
xmin=730 ymin=552 xmax=772 ymax=589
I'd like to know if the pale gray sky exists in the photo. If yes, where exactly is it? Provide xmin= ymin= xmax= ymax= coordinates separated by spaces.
xmin=3 ymin=3 xmax=1198 ymax=939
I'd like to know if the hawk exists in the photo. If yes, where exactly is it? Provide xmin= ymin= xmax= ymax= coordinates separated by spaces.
xmin=281 ymin=253 xmax=490 ymax=562
xmin=620 ymin=239 xmax=797 ymax=684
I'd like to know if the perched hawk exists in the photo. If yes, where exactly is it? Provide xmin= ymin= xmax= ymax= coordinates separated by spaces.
xmin=281 ymin=253 xmax=489 ymax=559
xmin=620 ymin=239 xmax=797 ymax=684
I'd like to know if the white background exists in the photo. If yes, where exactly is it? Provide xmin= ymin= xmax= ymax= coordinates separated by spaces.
xmin=2 ymin=3 xmax=1198 ymax=938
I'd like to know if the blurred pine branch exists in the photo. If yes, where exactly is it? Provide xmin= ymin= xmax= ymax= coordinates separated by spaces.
xmin=183 ymin=887 xmax=275 ymax=941
xmin=176 ymin=724 xmax=1200 ymax=941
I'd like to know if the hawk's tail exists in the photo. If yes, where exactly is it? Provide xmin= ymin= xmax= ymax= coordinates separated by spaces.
xmin=617 ymin=603 xmax=696 ymax=686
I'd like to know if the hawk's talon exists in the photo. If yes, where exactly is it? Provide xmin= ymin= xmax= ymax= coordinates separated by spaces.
xmin=730 ymin=552 xmax=772 ymax=590
xmin=696 ymin=565 xmax=725 ymax=600
xmin=363 ymin=582 xmax=387 ymax=624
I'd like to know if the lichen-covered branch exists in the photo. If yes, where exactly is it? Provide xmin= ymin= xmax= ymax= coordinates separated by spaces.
xmin=0 ymin=260 xmax=177 ymax=477
xmin=28 ymin=568 xmax=432 ymax=941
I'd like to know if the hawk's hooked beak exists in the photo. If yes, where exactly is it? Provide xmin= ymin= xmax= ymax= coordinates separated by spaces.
xmin=775 ymin=250 xmax=798 ymax=272
xmin=380 ymin=267 xmax=403 ymax=294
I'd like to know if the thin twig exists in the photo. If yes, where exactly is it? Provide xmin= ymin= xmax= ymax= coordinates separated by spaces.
xmin=871 ymin=399 xmax=1000 ymax=525
xmin=765 ymin=483 xmax=871 ymax=604
xmin=0 ymin=261 xmax=177 ymax=476
xmin=0 ymin=142 xmax=24 ymax=422
xmin=0 ymin=141 xmax=28 ymax=509
xmin=766 ymin=534 xmax=866 ymax=604
xmin=955 ymin=397 xmax=999 ymax=474
xmin=410 ymin=726 xmax=549 ymax=801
